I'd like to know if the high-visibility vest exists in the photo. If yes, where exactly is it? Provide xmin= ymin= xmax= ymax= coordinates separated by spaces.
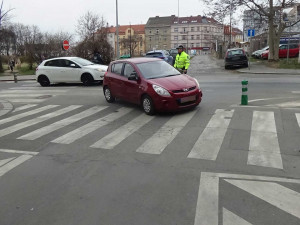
xmin=174 ymin=51 xmax=190 ymax=69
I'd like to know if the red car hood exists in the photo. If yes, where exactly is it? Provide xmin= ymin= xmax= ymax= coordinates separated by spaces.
xmin=148 ymin=74 xmax=197 ymax=91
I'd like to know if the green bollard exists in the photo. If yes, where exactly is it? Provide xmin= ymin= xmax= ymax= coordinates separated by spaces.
xmin=241 ymin=80 xmax=248 ymax=105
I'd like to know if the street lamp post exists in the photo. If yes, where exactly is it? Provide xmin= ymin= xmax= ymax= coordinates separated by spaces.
xmin=116 ymin=0 xmax=120 ymax=59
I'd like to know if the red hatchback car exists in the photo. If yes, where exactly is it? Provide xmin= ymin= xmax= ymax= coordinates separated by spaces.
xmin=103 ymin=58 xmax=202 ymax=115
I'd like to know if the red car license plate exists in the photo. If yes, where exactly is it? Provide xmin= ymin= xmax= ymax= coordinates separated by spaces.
xmin=181 ymin=95 xmax=196 ymax=103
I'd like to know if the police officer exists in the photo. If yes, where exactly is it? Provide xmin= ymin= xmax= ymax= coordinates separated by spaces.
xmin=174 ymin=45 xmax=190 ymax=74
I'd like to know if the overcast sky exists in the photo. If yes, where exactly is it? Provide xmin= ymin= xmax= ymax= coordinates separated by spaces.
xmin=6 ymin=0 xmax=208 ymax=34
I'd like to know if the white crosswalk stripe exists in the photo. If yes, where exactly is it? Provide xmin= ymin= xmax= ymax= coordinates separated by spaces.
xmin=0 ymin=106 xmax=296 ymax=170
xmin=247 ymin=111 xmax=283 ymax=169
xmin=90 ymin=113 xmax=155 ymax=149
xmin=296 ymin=113 xmax=300 ymax=128
xmin=0 ymin=105 xmax=81 ymax=138
xmin=18 ymin=106 xmax=107 ymax=140
xmin=0 ymin=105 xmax=59 ymax=125
xmin=188 ymin=109 xmax=234 ymax=160
xmin=51 ymin=107 xmax=132 ymax=144
xmin=136 ymin=110 xmax=197 ymax=154
xmin=0 ymin=88 xmax=69 ymax=104
xmin=13 ymin=104 xmax=37 ymax=112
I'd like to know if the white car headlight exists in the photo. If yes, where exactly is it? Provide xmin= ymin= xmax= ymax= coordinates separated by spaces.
xmin=95 ymin=68 xmax=106 ymax=72
xmin=152 ymin=84 xmax=171 ymax=97
xmin=193 ymin=78 xmax=200 ymax=89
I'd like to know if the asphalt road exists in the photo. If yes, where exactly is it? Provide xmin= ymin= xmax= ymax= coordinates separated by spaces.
xmin=0 ymin=55 xmax=300 ymax=225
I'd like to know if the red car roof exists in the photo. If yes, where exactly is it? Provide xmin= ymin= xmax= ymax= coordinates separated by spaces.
xmin=113 ymin=57 xmax=161 ymax=64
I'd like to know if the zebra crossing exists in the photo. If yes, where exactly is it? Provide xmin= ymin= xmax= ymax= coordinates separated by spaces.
xmin=1 ymin=104 xmax=300 ymax=170
xmin=0 ymin=86 xmax=73 ymax=104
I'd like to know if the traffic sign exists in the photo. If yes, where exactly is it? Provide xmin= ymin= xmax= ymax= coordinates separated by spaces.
xmin=62 ymin=40 xmax=70 ymax=51
xmin=247 ymin=29 xmax=255 ymax=37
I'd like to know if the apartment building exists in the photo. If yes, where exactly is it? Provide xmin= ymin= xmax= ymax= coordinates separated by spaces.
xmin=107 ymin=24 xmax=146 ymax=57
xmin=170 ymin=16 xmax=223 ymax=54
xmin=145 ymin=15 xmax=176 ymax=52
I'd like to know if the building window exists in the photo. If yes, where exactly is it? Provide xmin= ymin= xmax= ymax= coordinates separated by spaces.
xmin=191 ymin=35 xmax=194 ymax=40
xmin=174 ymin=44 xmax=177 ymax=48
xmin=191 ymin=27 xmax=194 ymax=32
xmin=182 ymin=21 xmax=188 ymax=23
xmin=174 ymin=28 xmax=178 ymax=32
xmin=164 ymin=37 xmax=167 ymax=41
xmin=197 ymin=27 xmax=200 ymax=31
xmin=183 ymin=27 xmax=187 ymax=33
xmin=156 ymin=29 xmax=159 ymax=34
xmin=191 ymin=43 xmax=194 ymax=48
xmin=149 ymin=29 xmax=152 ymax=34
xmin=174 ymin=36 xmax=178 ymax=40
xmin=196 ymin=43 xmax=200 ymax=47
xmin=182 ymin=36 xmax=186 ymax=40
xmin=196 ymin=35 xmax=200 ymax=40
xmin=149 ymin=37 xmax=152 ymax=41
xmin=149 ymin=44 xmax=152 ymax=49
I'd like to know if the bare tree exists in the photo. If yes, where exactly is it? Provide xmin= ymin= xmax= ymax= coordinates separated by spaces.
xmin=201 ymin=0 xmax=300 ymax=61
xmin=76 ymin=11 xmax=105 ymax=41
xmin=120 ymin=34 xmax=142 ymax=57
xmin=75 ymin=11 xmax=112 ymax=64
xmin=0 ymin=0 xmax=14 ymax=72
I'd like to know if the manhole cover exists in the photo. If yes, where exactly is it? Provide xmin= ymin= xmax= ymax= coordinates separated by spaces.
xmin=36 ymin=95 xmax=52 ymax=99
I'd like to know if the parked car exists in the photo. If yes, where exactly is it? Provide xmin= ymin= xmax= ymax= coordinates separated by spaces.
xmin=36 ymin=57 xmax=108 ymax=86
xmin=145 ymin=50 xmax=173 ymax=65
xmin=169 ymin=48 xmax=178 ymax=65
xmin=103 ymin=58 xmax=202 ymax=115
xmin=225 ymin=48 xmax=248 ymax=69
xmin=251 ymin=46 xmax=269 ymax=58
xmin=261 ymin=44 xmax=299 ymax=59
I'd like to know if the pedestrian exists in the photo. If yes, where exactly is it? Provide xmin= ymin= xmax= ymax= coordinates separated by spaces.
xmin=174 ymin=45 xmax=190 ymax=74
xmin=9 ymin=59 xmax=15 ymax=72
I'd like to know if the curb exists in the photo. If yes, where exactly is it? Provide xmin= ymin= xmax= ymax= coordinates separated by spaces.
xmin=0 ymin=78 xmax=36 ymax=82
xmin=236 ymin=70 xmax=300 ymax=75
xmin=0 ymin=99 xmax=13 ymax=117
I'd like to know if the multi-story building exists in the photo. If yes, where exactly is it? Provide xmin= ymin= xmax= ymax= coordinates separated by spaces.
xmin=170 ymin=16 xmax=223 ymax=54
xmin=145 ymin=15 xmax=176 ymax=52
xmin=224 ymin=26 xmax=243 ymax=46
xmin=107 ymin=24 xmax=146 ymax=57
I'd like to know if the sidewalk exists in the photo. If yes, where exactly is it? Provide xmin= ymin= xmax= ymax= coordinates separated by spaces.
xmin=0 ymin=73 xmax=35 ymax=82
xmin=236 ymin=62 xmax=300 ymax=75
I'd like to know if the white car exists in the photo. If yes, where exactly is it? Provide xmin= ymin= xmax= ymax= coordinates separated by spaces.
xmin=36 ymin=57 xmax=108 ymax=86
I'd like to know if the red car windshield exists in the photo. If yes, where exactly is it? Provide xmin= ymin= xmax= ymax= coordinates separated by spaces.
xmin=136 ymin=61 xmax=181 ymax=79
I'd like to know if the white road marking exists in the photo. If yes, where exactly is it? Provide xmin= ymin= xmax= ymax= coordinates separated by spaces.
xmin=266 ymin=100 xmax=300 ymax=108
xmin=18 ymin=106 xmax=107 ymax=140
xmin=51 ymin=107 xmax=132 ymax=144
xmin=0 ymin=105 xmax=59 ymax=125
xmin=248 ymin=111 xmax=283 ymax=169
xmin=0 ymin=149 xmax=38 ymax=155
xmin=194 ymin=172 xmax=219 ymax=225
xmin=0 ymin=155 xmax=33 ymax=177
xmin=296 ymin=113 xmax=300 ymax=128
xmin=136 ymin=110 xmax=197 ymax=154
xmin=223 ymin=208 xmax=252 ymax=225
xmin=0 ymin=94 xmax=48 ymax=97
xmin=90 ymin=113 xmax=154 ymax=149
xmin=292 ymin=91 xmax=300 ymax=94
xmin=13 ymin=104 xmax=37 ymax=112
xmin=188 ymin=109 xmax=234 ymax=160
xmin=194 ymin=172 xmax=300 ymax=225
xmin=0 ymin=90 xmax=67 ymax=93
xmin=0 ymin=157 xmax=16 ymax=167
xmin=224 ymin=179 xmax=300 ymax=219
xmin=0 ymin=105 xmax=81 ymax=137
xmin=8 ymin=99 xmax=47 ymax=103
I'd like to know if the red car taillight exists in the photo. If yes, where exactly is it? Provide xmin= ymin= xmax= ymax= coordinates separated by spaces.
xmin=159 ymin=57 xmax=165 ymax=59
